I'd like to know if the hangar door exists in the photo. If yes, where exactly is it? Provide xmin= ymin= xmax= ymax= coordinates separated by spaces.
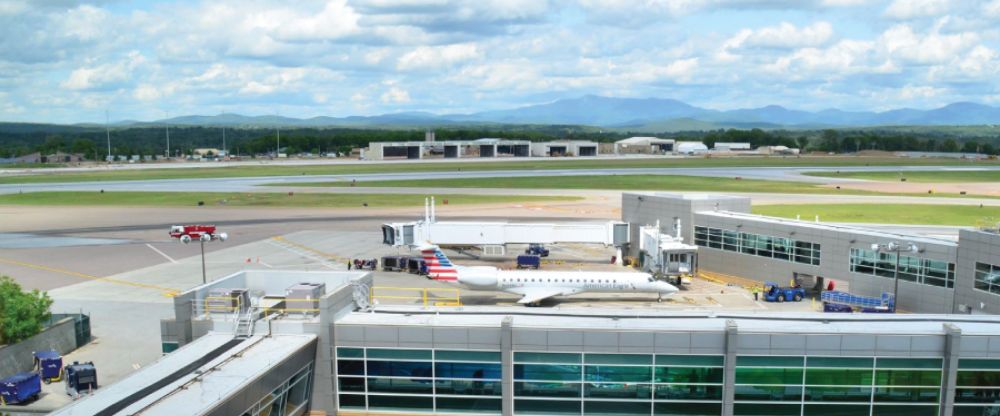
xmin=513 ymin=144 xmax=530 ymax=157
xmin=406 ymin=146 xmax=421 ymax=159
xmin=548 ymin=146 xmax=567 ymax=156
xmin=578 ymin=146 xmax=597 ymax=156
xmin=480 ymin=145 xmax=495 ymax=157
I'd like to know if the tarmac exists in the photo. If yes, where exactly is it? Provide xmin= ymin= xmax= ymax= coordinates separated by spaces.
xmin=5 ymin=164 xmax=1000 ymax=196
xmin=0 ymin=209 xmax=821 ymax=413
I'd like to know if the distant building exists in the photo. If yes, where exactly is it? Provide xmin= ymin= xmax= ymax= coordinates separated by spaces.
xmin=675 ymin=141 xmax=709 ymax=155
xmin=531 ymin=140 xmax=599 ymax=157
xmin=193 ymin=148 xmax=221 ymax=157
xmin=713 ymin=142 xmax=751 ymax=152
xmin=8 ymin=152 xmax=85 ymax=164
xmin=757 ymin=145 xmax=800 ymax=155
xmin=614 ymin=137 xmax=675 ymax=154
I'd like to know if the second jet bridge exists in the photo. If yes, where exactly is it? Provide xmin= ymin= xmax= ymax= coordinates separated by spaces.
xmin=382 ymin=220 xmax=629 ymax=249
xmin=381 ymin=199 xmax=629 ymax=251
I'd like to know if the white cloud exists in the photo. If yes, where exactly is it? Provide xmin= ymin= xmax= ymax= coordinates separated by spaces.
xmin=879 ymin=24 xmax=978 ymax=64
xmin=381 ymin=86 xmax=411 ymax=103
xmin=397 ymin=43 xmax=481 ymax=70
xmin=883 ymin=0 xmax=951 ymax=20
xmin=62 ymin=51 xmax=146 ymax=90
xmin=984 ymin=0 xmax=1000 ymax=17
xmin=726 ymin=21 xmax=834 ymax=50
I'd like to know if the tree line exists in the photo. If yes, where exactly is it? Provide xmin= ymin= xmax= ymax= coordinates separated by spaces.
xmin=1 ymin=124 xmax=998 ymax=160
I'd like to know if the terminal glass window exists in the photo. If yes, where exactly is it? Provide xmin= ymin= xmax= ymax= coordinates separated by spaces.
xmin=336 ymin=347 xmax=502 ymax=414
xmin=956 ymin=359 xmax=1000 ymax=410
xmin=733 ymin=356 xmax=942 ymax=416
xmin=974 ymin=262 xmax=1000 ymax=295
xmin=694 ymin=226 xmax=820 ymax=266
xmin=849 ymin=248 xmax=955 ymax=288
xmin=514 ymin=352 xmax=724 ymax=415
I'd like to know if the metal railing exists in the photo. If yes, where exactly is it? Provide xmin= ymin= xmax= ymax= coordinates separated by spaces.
xmin=194 ymin=296 xmax=323 ymax=319
xmin=369 ymin=286 xmax=461 ymax=307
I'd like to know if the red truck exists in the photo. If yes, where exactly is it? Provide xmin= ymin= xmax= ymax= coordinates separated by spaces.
xmin=169 ymin=225 xmax=228 ymax=244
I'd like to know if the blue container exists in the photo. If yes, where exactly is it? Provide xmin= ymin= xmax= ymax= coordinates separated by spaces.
xmin=0 ymin=372 xmax=41 ymax=404
xmin=35 ymin=350 xmax=63 ymax=381
xmin=516 ymin=255 xmax=541 ymax=269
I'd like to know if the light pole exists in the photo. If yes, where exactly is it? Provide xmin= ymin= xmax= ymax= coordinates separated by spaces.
xmin=871 ymin=241 xmax=920 ymax=311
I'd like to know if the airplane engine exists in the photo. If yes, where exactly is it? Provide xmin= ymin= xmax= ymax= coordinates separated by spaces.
xmin=180 ymin=235 xmax=192 ymax=244
xmin=217 ymin=232 xmax=228 ymax=242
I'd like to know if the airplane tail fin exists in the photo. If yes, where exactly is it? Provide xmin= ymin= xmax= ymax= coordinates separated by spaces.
xmin=418 ymin=242 xmax=459 ymax=281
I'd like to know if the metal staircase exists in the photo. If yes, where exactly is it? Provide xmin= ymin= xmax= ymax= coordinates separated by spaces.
xmin=233 ymin=308 xmax=255 ymax=338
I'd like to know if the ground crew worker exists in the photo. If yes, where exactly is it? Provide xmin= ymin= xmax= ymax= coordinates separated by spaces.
xmin=752 ymin=285 xmax=760 ymax=301
xmin=347 ymin=260 xmax=352 ymax=270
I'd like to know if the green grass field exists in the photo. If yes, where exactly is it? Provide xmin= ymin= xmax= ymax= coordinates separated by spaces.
xmin=0 ymin=156 xmax=994 ymax=185
xmin=805 ymin=170 xmax=1000 ymax=183
xmin=287 ymin=174 xmax=836 ymax=194
xmin=0 ymin=191 xmax=578 ymax=208
xmin=752 ymin=203 xmax=1000 ymax=226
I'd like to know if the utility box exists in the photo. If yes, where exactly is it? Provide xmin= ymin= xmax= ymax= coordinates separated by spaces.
xmin=65 ymin=361 xmax=98 ymax=397
xmin=34 ymin=350 xmax=63 ymax=383
xmin=0 ymin=372 xmax=41 ymax=404
xmin=286 ymin=283 xmax=325 ymax=316
xmin=205 ymin=288 xmax=250 ymax=314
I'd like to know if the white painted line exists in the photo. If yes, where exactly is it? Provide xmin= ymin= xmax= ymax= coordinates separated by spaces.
xmin=258 ymin=260 xmax=273 ymax=268
xmin=146 ymin=244 xmax=177 ymax=264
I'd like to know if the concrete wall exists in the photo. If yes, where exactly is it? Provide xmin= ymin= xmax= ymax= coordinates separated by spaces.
xmin=621 ymin=193 xmax=961 ymax=314
xmin=621 ymin=193 xmax=751 ymax=257
xmin=694 ymin=211 xmax=958 ymax=313
xmin=0 ymin=317 xmax=76 ymax=376
xmin=955 ymin=230 xmax=1000 ymax=314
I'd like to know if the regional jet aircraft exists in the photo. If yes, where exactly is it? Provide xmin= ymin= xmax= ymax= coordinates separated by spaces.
xmin=417 ymin=243 xmax=678 ymax=306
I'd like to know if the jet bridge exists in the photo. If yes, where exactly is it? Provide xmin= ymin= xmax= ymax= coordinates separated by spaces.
xmin=381 ymin=198 xmax=630 ymax=254
xmin=638 ymin=220 xmax=698 ymax=285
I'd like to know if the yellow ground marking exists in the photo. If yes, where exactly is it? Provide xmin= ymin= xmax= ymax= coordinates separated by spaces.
xmin=271 ymin=235 xmax=350 ymax=263
xmin=0 ymin=256 xmax=180 ymax=297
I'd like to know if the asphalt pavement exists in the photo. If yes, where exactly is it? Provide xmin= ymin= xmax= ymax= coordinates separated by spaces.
xmin=4 ymin=165 xmax=1000 ymax=196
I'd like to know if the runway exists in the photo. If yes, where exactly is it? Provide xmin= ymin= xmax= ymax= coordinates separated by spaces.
xmin=4 ymin=164 xmax=1000 ymax=195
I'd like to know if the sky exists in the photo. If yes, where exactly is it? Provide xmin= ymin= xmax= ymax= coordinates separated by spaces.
xmin=1 ymin=0 xmax=1000 ymax=123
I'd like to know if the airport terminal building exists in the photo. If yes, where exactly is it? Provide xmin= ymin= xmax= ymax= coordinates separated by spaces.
xmin=622 ymin=193 xmax=1000 ymax=315
xmin=49 ymin=269 xmax=1000 ymax=416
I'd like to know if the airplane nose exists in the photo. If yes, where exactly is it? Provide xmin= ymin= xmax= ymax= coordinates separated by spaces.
xmin=658 ymin=282 xmax=679 ymax=295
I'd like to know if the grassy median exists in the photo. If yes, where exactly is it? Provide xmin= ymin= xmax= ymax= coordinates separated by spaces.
xmin=0 ymin=191 xmax=580 ymax=207
xmin=0 ymin=156 xmax=993 ymax=185
xmin=752 ymin=203 xmax=1000 ymax=226
xmin=283 ymin=175 xmax=840 ymax=194
xmin=805 ymin=170 xmax=1000 ymax=183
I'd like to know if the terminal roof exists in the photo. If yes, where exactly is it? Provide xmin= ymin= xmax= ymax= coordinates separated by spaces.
xmin=339 ymin=307 xmax=1000 ymax=336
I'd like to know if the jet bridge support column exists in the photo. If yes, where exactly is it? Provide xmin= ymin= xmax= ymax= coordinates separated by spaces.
xmin=723 ymin=320 xmax=738 ymax=416
xmin=941 ymin=323 xmax=961 ymax=416
xmin=501 ymin=316 xmax=513 ymax=416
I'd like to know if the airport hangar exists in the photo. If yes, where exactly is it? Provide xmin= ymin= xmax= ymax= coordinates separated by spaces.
xmin=49 ymin=193 xmax=1000 ymax=416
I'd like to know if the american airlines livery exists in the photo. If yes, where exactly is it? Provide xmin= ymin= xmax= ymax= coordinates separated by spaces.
xmin=418 ymin=242 xmax=678 ymax=306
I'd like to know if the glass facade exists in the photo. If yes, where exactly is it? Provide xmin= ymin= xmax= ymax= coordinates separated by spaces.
xmin=240 ymin=363 xmax=313 ymax=416
xmin=694 ymin=226 xmax=820 ymax=266
xmin=955 ymin=358 xmax=1000 ymax=416
xmin=334 ymin=347 xmax=973 ymax=415
xmin=513 ymin=352 xmax=723 ymax=416
xmin=734 ymin=356 xmax=941 ymax=416
xmin=974 ymin=262 xmax=1000 ymax=295
xmin=337 ymin=347 xmax=502 ymax=414
xmin=849 ymin=248 xmax=955 ymax=288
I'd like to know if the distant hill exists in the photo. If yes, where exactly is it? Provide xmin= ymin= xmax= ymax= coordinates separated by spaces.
xmin=25 ymin=96 xmax=1000 ymax=130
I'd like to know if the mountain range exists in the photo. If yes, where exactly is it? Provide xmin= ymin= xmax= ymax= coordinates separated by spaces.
xmin=132 ymin=95 xmax=1000 ymax=131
